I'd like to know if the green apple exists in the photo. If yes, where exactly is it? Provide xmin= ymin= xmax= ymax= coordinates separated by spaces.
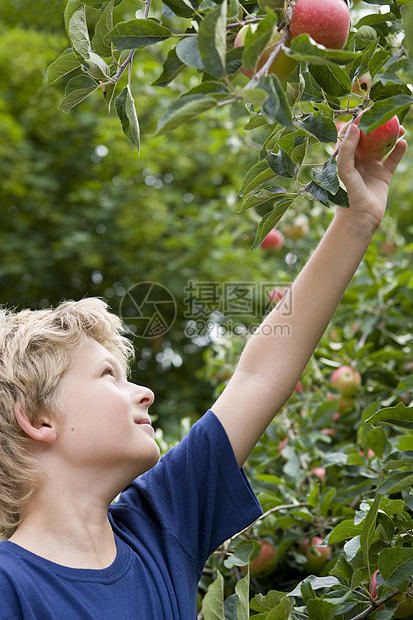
xmin=289 ymin=0 xmax=351 ymax=50
xmin=331 ymin=365 xmax=361 ymax=398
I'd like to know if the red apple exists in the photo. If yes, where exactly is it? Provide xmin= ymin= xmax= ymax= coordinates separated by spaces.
xmin=289 ymin=0 xmax=351 ymax=50
xmin=354 ymin=111 xmax=400 ymax=160
xmin=234 ymin=26 xmax=297 ymax=81
xmin=247 ymin=541 xmax=278 ymax=577
xmin=295 ymin=380 xmax=303 ymax=393
xmin=311 ymin=466 xmax=326 ymax=480
xmin=297 ymin=536 xmax=332 ymax=574
xmin=260 ymin=228 xmax=284 ymax=251
xmin=331 ymin=365 xmax=361 ymax=398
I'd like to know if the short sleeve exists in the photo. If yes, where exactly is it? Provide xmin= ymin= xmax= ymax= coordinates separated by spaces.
xmin=109 ymin=410 xmax=262 ymax=573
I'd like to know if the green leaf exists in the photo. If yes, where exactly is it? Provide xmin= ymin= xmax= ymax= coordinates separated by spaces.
xmin=286 ymin=34 xmax=359 ymax=66
xmin=289 ymin=576 xmax=341 ymax=598
xmin=366 ymin=403 xmax=413 ymax=429
xmin=64 ymin=0 xmax=83 ymax=37
xmin=313 ymin=159 xmax=339 ymax=194
xmin=162 ymin=0 xmax=199 ymax=18
xmin=286 ymin=74 xmax=306 ymax=107
xmin=223 ymin=541 xmax=258 ymax=568
xmin=309 ymin=64 xmax=352 ymax=97
xmin=83 ymin=0 xmax=108 ymax=7
xmin=370 ymin=80 xmax=411 ymax=103
xmin=197 ymin=0 xmax=227 ymax=78
xmin=151 ymin=47 xmax=185 ymax=86
xmin=365 ymin=427 xmax=386 ymax=458
xmin=115 ymin=85 xmax=140 ymax=151
xmin=68 ymin=5 xmax=91 ymax=59
xmin=92 ymin=0 xmax=114 ymax=57
xmin=176 ymin=36 xmax=204 ymax=70
xmin=202 ymin=571 xmax=225 ymax=620
xmin=240 ymin=187 xmax=291 ymax=211
xmin=250 ymin=590 xmax=291 ymax=612
xmin=57 ymin=75 xmax=99 ymax=113
xmin=234 ymin=569 xmax=250 ymax=620
xmin=224 ymin=594 xmax=239 ymax=619
xmin=305 ymin=180 xmax=330 ymax=207
xmin=360 ymin=494 xmax=381 ymax=562
xmin=107 ymin=19 xmax=172 ymax=51
xmin=369 ymin=49 xmax=392 ymax=78
xmin=328 ymin=186 xmax=349 ymax=208
xmin=155 ymin=94 xmax=217 ymax=135
xmin=267 ymin=149 xmax=297 ymax=179
xmin=46 ymin=49 xmax=80 ymax=85
xmin=251 ymin=199 xmax=293 ymax=249
xmin=383 ymin=450 xmax=413 ymax=470
xmin=81 ymin=51 xmax=110 ymax=80
xmin=258 ymin=75 xmax=295 ymax=129
xmin=306 ymin=598 xmax=339 ymax=620
xmin=378 ymin=547 xmax=413 ymax=587
xmin=357 ymin=95 xmax=413 ymax=134
xmin=327 ymin=520 xmax=363 ymax=545
xmin=295 ymin=112 xmax=337 ymax=143
xmin=376 ymin=471 xmax=413 ymax=495
xmin=238 ymin=160 xmax=276 ymax=197
xmin=404 ymin=3 xmax=413 ymax=58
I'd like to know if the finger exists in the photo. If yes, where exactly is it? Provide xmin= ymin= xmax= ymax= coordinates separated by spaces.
xmin=337 ymin=123 xmax=360 ymax=180
xmin=383 ymin=138 xmax=407 ymax=176
xmin=337 ymin=119 xmax=352 ymax=138
xmin=398 ymin=125 xmax=406 ymax=138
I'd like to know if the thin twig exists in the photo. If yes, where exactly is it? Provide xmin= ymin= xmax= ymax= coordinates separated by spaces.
xmin=350 ymin=589 xmax=404 ymax=620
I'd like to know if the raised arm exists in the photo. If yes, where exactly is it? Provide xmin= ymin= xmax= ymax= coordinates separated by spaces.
xmin=212 ymin=123 xmax=407 ymax=467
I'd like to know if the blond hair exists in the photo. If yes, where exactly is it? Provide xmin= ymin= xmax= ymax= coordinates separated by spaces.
xmin=0 ymin=298 xmax=134 ymax=539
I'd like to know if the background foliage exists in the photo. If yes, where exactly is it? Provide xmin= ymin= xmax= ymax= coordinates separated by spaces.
xmin=2 ymin=0 xmax=413 ymax=617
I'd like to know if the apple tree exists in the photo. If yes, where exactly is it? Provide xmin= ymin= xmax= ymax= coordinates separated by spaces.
xmin=48 ymin=0 xmax=413 ymax=245
xmin=190 ymin=226 xmax=413 ymax=618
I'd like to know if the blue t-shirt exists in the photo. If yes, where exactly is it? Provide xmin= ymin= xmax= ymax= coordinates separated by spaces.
xmin=0 ymin=410 xmax=262 ymax=619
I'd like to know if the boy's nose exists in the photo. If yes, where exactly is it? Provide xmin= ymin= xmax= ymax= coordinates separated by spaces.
xmin=133 ymin=384 xmax=155 ymax=406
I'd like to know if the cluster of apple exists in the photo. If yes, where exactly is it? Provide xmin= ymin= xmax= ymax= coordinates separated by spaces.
xmin=234 ymin=0 xmax=351 ymax=82
xmin=235 ymin=0 xmax=402 ymax=163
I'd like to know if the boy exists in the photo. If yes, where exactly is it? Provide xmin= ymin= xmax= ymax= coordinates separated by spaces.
xmin=0 ymin=125 xmax=407 ymax=619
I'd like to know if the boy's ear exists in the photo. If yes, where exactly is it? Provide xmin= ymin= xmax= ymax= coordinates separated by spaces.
xmin=14 ymin=402 xmax=57 ymax=444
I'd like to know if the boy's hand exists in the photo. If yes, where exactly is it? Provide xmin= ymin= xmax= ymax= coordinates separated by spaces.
xmin=336 ymin=122 xmax=407 ymax=233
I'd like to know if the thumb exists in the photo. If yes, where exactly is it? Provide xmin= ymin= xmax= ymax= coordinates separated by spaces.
xmin=337 ymin=123 xmax=360 ymax=181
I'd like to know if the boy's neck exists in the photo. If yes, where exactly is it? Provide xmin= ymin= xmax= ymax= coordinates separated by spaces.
xmin=8 ymin=492 xmax=117 ymax=570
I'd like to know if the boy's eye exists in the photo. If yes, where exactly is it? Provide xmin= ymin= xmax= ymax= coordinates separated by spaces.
xmin=102 ymin=367 xmax=115 ymax=377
